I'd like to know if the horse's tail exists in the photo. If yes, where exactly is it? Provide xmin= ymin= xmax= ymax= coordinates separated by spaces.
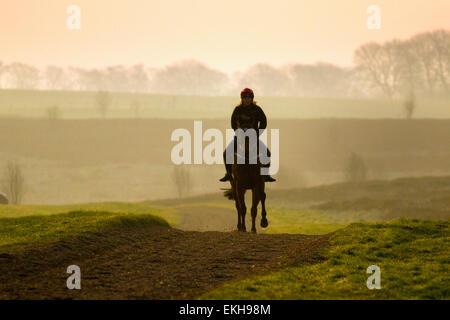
xmin=222 ymin=188 xmax=234 ymax=200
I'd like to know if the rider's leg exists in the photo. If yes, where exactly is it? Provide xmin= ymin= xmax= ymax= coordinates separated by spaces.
xmin=258 ymin=140 xmax=276 ymax=182
xmin=219 ymin=140 xmax=234 ymax=182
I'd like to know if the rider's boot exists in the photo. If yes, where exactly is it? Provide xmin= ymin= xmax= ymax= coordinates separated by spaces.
xmin=219 ymin=164 xmax=232 ymax=182
xmin=261 ymin=163 xmax=276 ymax=182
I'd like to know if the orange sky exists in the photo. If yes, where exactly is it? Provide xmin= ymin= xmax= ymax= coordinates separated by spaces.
xmin=1 ymin=0 xmax=449 ymax=73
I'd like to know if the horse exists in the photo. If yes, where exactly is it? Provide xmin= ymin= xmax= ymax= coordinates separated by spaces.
xmin=223 ymin=114 xmax=268 ymax=233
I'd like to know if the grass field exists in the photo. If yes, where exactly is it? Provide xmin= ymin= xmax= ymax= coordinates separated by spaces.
xmin=0 ymin=176 xmax=448 ymax=299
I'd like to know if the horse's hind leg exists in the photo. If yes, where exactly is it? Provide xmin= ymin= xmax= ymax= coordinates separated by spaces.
xmin=233 ymin=182 xmax=241 ymax=231
xmin=251 ymin=188 xmax=260 ymax=233
xmin=260 ymin=190 xmax=269 ymax=228
xmin=240 ymin=188 xmax=247 ymax=232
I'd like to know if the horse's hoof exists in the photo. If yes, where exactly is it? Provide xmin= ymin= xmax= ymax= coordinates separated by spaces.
xmin=251 ymin=229 xmax=257 ymax=234
xmin=261 ymin=218 xmax=268 ymax=228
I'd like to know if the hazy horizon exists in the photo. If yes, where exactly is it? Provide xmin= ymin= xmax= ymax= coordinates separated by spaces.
xmin=2 ymin=0 xmax=450 ymax=74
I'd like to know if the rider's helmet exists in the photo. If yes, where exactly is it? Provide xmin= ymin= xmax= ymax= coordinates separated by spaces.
xmin=240 ymin=88 xmax=254 ymax=99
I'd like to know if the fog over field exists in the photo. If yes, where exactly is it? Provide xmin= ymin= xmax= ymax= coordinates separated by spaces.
xmin=1 ymin=117 xmax=449 ymax=204
xmin=1 ymin=24 xmax=449 ymax=205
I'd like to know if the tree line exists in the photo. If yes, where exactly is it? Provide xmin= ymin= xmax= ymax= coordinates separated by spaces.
xmin=0 ymin=29 xmax=448 ymax=98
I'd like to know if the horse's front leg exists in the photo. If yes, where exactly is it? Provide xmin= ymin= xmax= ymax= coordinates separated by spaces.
xmin=241 ymin=198 xmax=247 ymax=232
xmin=251 ymin=187 xmax=260 ymax=233
xmin=260 ymin=190 xmax=269 ymax=228
xmin=232 ymin=180 xmax=241 ymax=231
xmin=235 ymin=184 xmax=247 ymax=232
xmin=235 ymin=202 xmax=241 ymax=231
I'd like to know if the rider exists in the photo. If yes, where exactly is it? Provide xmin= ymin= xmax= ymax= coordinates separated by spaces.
xmin=219 ymin=88 xmax=276 ymax=182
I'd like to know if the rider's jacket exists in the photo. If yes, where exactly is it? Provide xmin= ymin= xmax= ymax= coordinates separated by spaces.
xmin=231 ymin=104 xmax=267 ymax=132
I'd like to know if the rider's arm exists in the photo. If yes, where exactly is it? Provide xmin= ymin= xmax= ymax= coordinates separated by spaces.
xmin=257 ymin=106 xmax=267 ymax=132
xmin=231 ymin=108 xmax=239 ymax=130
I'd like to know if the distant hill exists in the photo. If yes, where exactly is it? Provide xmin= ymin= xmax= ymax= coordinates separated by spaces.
xmin=1 ymin=89 xmax=449 ymax=119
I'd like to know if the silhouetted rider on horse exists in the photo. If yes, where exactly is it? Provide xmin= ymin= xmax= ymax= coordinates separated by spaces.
xmin=219 ymin=88 xmax=276 ymax=183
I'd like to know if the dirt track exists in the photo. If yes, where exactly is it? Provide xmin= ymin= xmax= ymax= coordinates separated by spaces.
xmin=0 ymin=223 xmax=329 ymax=299
xmin=175 ymin=204 xmax=270 ymax=233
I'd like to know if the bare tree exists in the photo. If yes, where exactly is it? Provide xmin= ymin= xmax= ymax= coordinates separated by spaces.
xmin=408 ymin=32 xmax=440 ymax=96
xmin=95 ymin=91 xmax=112 ymax=119
xmin=354 ymin=41 xmax=404 ymax=98
xmin=46 ymin=105 xmax=61 ymax=120
xmin=404 ymin=93 xmax=416 ymax=120
xmin=72 ymin=67 xmax=105 ymax=91
xmin=395 ymin=41 xmax=421 ymax=96
xmin=237 ymin=63 xmax=291 ymax=96
xmin=129 ymin=64 xmax=150 ymax=92
xmin=45 ymin=66 xmax=71 ymax=90
xmin=428 ymin=29 xmax=450 ymax=94
xmin=130 ymin=97 xmax=140 ymax=118
xmin=68 ymin=65 xmax=149 ymax=92
xmin=3 ymin=62 xmax=40 ymax=89
xmin=172 ymin=165 xmax=192 ymax=198
xmin=286 ymin=62 xmax=352 ymax=97
xmin=105 ymin=65 xmax=130 ymax=92
xmin=151 ymin=59 xmax=229 ymax=95
xmin=344 ymin=153 xmax=368 ymax=183
xmin=2 ymin=161 xmax=25 ymax=205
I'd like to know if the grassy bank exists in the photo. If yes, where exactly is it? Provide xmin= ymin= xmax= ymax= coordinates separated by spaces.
xmin=0 ymin=210 xmax=171 ymax=253
xmin=0 ymin=202 xmax=178 ymax=253
xmin=0 ymin=202 xmax=180 ymax=223
xmin=201 ymin=219 xmax=449 ymax=299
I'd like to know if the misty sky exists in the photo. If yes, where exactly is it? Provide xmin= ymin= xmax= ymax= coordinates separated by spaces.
xmin=1 ymin=0 xmax=450 ymax=74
